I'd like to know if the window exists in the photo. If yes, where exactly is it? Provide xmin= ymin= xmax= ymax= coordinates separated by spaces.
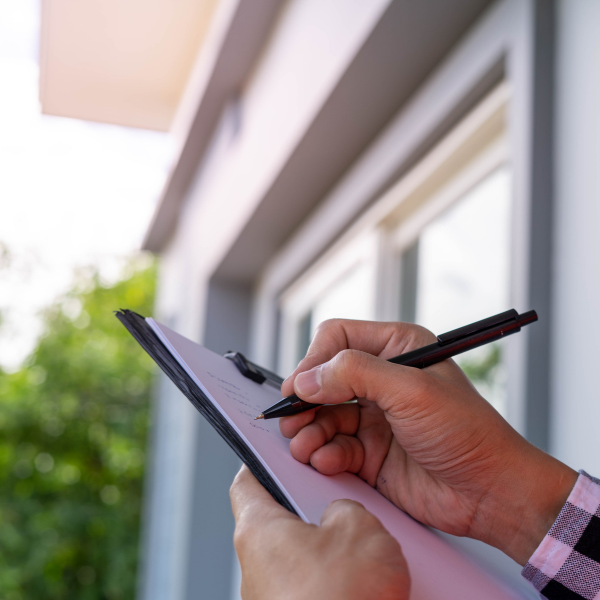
xmin=278 ymin=84 xmax=513 ymax=417
xmin=398 ymin=166 xmax=511 ymax=414
xmin=298 ymin=262 xmax=374 ymax=359
xmin=278 ymin=233 xmax=377 ymax=375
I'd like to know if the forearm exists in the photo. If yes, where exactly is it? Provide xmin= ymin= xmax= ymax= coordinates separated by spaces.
xmin=471 ymin=439 xmax=578 ymax=566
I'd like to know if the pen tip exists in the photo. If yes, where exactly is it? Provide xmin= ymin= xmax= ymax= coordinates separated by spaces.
xmin=255 ymin=414 xmax=264 ymax=420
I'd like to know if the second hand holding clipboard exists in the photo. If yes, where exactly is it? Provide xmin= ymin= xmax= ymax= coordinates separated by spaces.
xmin=228 ymin=309 xmax=537 ymax=420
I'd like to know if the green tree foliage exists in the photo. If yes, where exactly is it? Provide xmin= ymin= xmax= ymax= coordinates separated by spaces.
xmin=458 ymin=343 xmax=505 ymax=414
xmin=460 ymin=344 xmax=501 ymax=387
xmin=0 ymin=261 xmax=156 ymax=600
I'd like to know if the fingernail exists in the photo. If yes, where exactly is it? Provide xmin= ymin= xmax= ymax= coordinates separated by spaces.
xmin=295 ymin=366 xmax=322 ymax=397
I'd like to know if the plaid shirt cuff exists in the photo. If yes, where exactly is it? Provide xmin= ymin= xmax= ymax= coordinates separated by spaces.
xmin=522 ymin=470 xmax=600 ymax=599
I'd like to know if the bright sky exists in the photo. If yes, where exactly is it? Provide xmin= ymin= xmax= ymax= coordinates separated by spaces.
xmin=0 ymin=0 xmax=174 ymax=371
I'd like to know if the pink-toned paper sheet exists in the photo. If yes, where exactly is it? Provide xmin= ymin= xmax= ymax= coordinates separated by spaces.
xmin=149 ymin=318 xmax=525 ymax=599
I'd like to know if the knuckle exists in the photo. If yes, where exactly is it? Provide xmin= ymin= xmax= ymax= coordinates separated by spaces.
xmin=328 ymin=499 xmax=366 ymax=522
xmin=336 ymin=348 xmax=364 ymax=373
xmin=411 ymin=323 xmax=436 ymax=343
xmin=334 ymin=350 xmax=370 ymax=395
xmin=229 ymin=474 xmax=241 ymax=500
xmin=309 ymin=320 xmax=336 ymax=347
xmin=232 ymin=522 xmax=251 ymax=554
xmin=315 ymin=318 xmax=343 ymax=334
xmin=229 ymin=465 xmax=247 ymax=498
xmin=333 ymin=502 xmax=383 ymax=536
xmin=405 ymin=323 xmax=436 ymax=347
xmin=389 ymin=322 xmax=436 ymax=352
xmin=310 ymin=319 xmax=348 ymax=350
xmin=357 ymin=508 xmax=382 ymax=530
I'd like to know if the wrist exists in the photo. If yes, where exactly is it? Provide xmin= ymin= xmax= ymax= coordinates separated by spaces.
xmin=471 ymin=442 xmax=578 ymax=565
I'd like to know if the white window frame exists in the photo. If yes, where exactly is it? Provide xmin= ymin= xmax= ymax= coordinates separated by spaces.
xmin=251 ymin=0 xmax=546 ymax=452
xmin=382 ymin=86 xmax=511 ymax=324
xmin=278 ymin=231 xmax=379 ymax=375
xmin=277 ymin=84 xmax=514 ymax=407
xmin=262 ymin=77 xmax=537 ymax=594
xmin=247 ymin=2 xmax=552 ymax=592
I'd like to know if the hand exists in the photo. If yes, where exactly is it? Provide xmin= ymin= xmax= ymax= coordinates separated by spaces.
xmin=280 ymin=319 xmax=578 ymax=566
xmin=230 ymin=465 xmax=410 ymax=600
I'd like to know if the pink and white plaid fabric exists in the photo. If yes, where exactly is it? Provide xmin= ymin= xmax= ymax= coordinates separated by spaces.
xmin=522 ymin=471 xmax=600 ymax=599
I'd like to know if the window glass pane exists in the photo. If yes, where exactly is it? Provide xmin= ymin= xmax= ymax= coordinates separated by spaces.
xmin=400 ymin=239 xmax=419 ymax=323
xmin=296 ymin=312 xmax=313 ymax=365
xmin=412 ymin=166 xmax=511 ymax=414
xmin=295 ymin=262 xmax=373 ymax=361
xmin=310 ymin=262 xmax=373 ymax=334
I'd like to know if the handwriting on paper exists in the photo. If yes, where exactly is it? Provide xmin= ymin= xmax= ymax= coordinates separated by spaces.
xmin=206 ymin=371 xmax=269 ymax=424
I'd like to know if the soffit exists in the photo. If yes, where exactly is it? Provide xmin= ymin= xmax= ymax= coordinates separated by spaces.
xmin=144 ymin=0 xmax=494 ymax=258
xmin=39 ymin=0 xmax=220 ymax=131
xmin=214 ymin=0 xmax=495 ymax=284
xmin=142 ymin=0 xmax=284 ymax=251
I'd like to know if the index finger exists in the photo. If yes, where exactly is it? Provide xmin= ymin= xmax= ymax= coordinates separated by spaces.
xmin=281 ymin=319 xmax=435 ymax=397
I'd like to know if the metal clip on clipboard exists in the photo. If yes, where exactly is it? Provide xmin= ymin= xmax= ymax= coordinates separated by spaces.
xmin=224 ymin=351 xmax=284 ymax=388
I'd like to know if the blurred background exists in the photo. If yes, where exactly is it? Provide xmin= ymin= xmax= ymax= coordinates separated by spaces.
xmin=1 ymin=0 xmax=599 ymax=598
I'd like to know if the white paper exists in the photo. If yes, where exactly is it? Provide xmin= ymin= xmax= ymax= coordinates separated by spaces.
xmin=148 ymin=318 xmax=525 ymax=599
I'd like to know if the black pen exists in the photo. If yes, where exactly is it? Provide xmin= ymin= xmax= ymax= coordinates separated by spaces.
xmin=255 ymin=308 xmax=538 ymax=420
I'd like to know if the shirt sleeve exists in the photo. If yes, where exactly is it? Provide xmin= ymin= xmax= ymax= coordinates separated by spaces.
xmin=522 ymin=470 xmax=600 ymax=599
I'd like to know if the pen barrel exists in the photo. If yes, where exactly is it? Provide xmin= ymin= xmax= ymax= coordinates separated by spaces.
xmin=389 ymin=319 xmax=523 ymax=369
xmin=260 ymin=310 xmax=538 ymax=419
xmin=262 ymin=395 xmax=315 ymax=419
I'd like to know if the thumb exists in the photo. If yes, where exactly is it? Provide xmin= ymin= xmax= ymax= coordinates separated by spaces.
xmin=320 ymin=498 xmax=380 ymax=529
xmin=293 ymin=349 xmax=430 ymax=415
xmin=230 ymin=465 xmax=299 ymax=527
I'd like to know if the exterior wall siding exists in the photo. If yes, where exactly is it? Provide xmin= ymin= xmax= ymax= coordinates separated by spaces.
xmin=550 ymin=0 xmax=600 ymax=474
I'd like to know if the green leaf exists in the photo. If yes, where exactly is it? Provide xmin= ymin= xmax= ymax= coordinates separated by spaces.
xmin=0 ymin=258 xmax=156 ymax=599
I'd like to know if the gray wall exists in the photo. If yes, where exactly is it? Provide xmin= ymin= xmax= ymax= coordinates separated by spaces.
xmin=138 ymin=1 xmax=600 ymax=598
xmin=182 ymin=280 xmax=250 ymax=600
xmin=551 ymin=0 xmax=600 ymax=474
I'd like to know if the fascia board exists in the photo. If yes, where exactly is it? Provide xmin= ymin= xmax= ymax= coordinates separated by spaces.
xmin=143 ymin=0 xmax=284 ymax=253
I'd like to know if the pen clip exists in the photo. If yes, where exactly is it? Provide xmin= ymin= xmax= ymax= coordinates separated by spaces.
xmin=437 ymin=309 xmax=519 ymax=346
